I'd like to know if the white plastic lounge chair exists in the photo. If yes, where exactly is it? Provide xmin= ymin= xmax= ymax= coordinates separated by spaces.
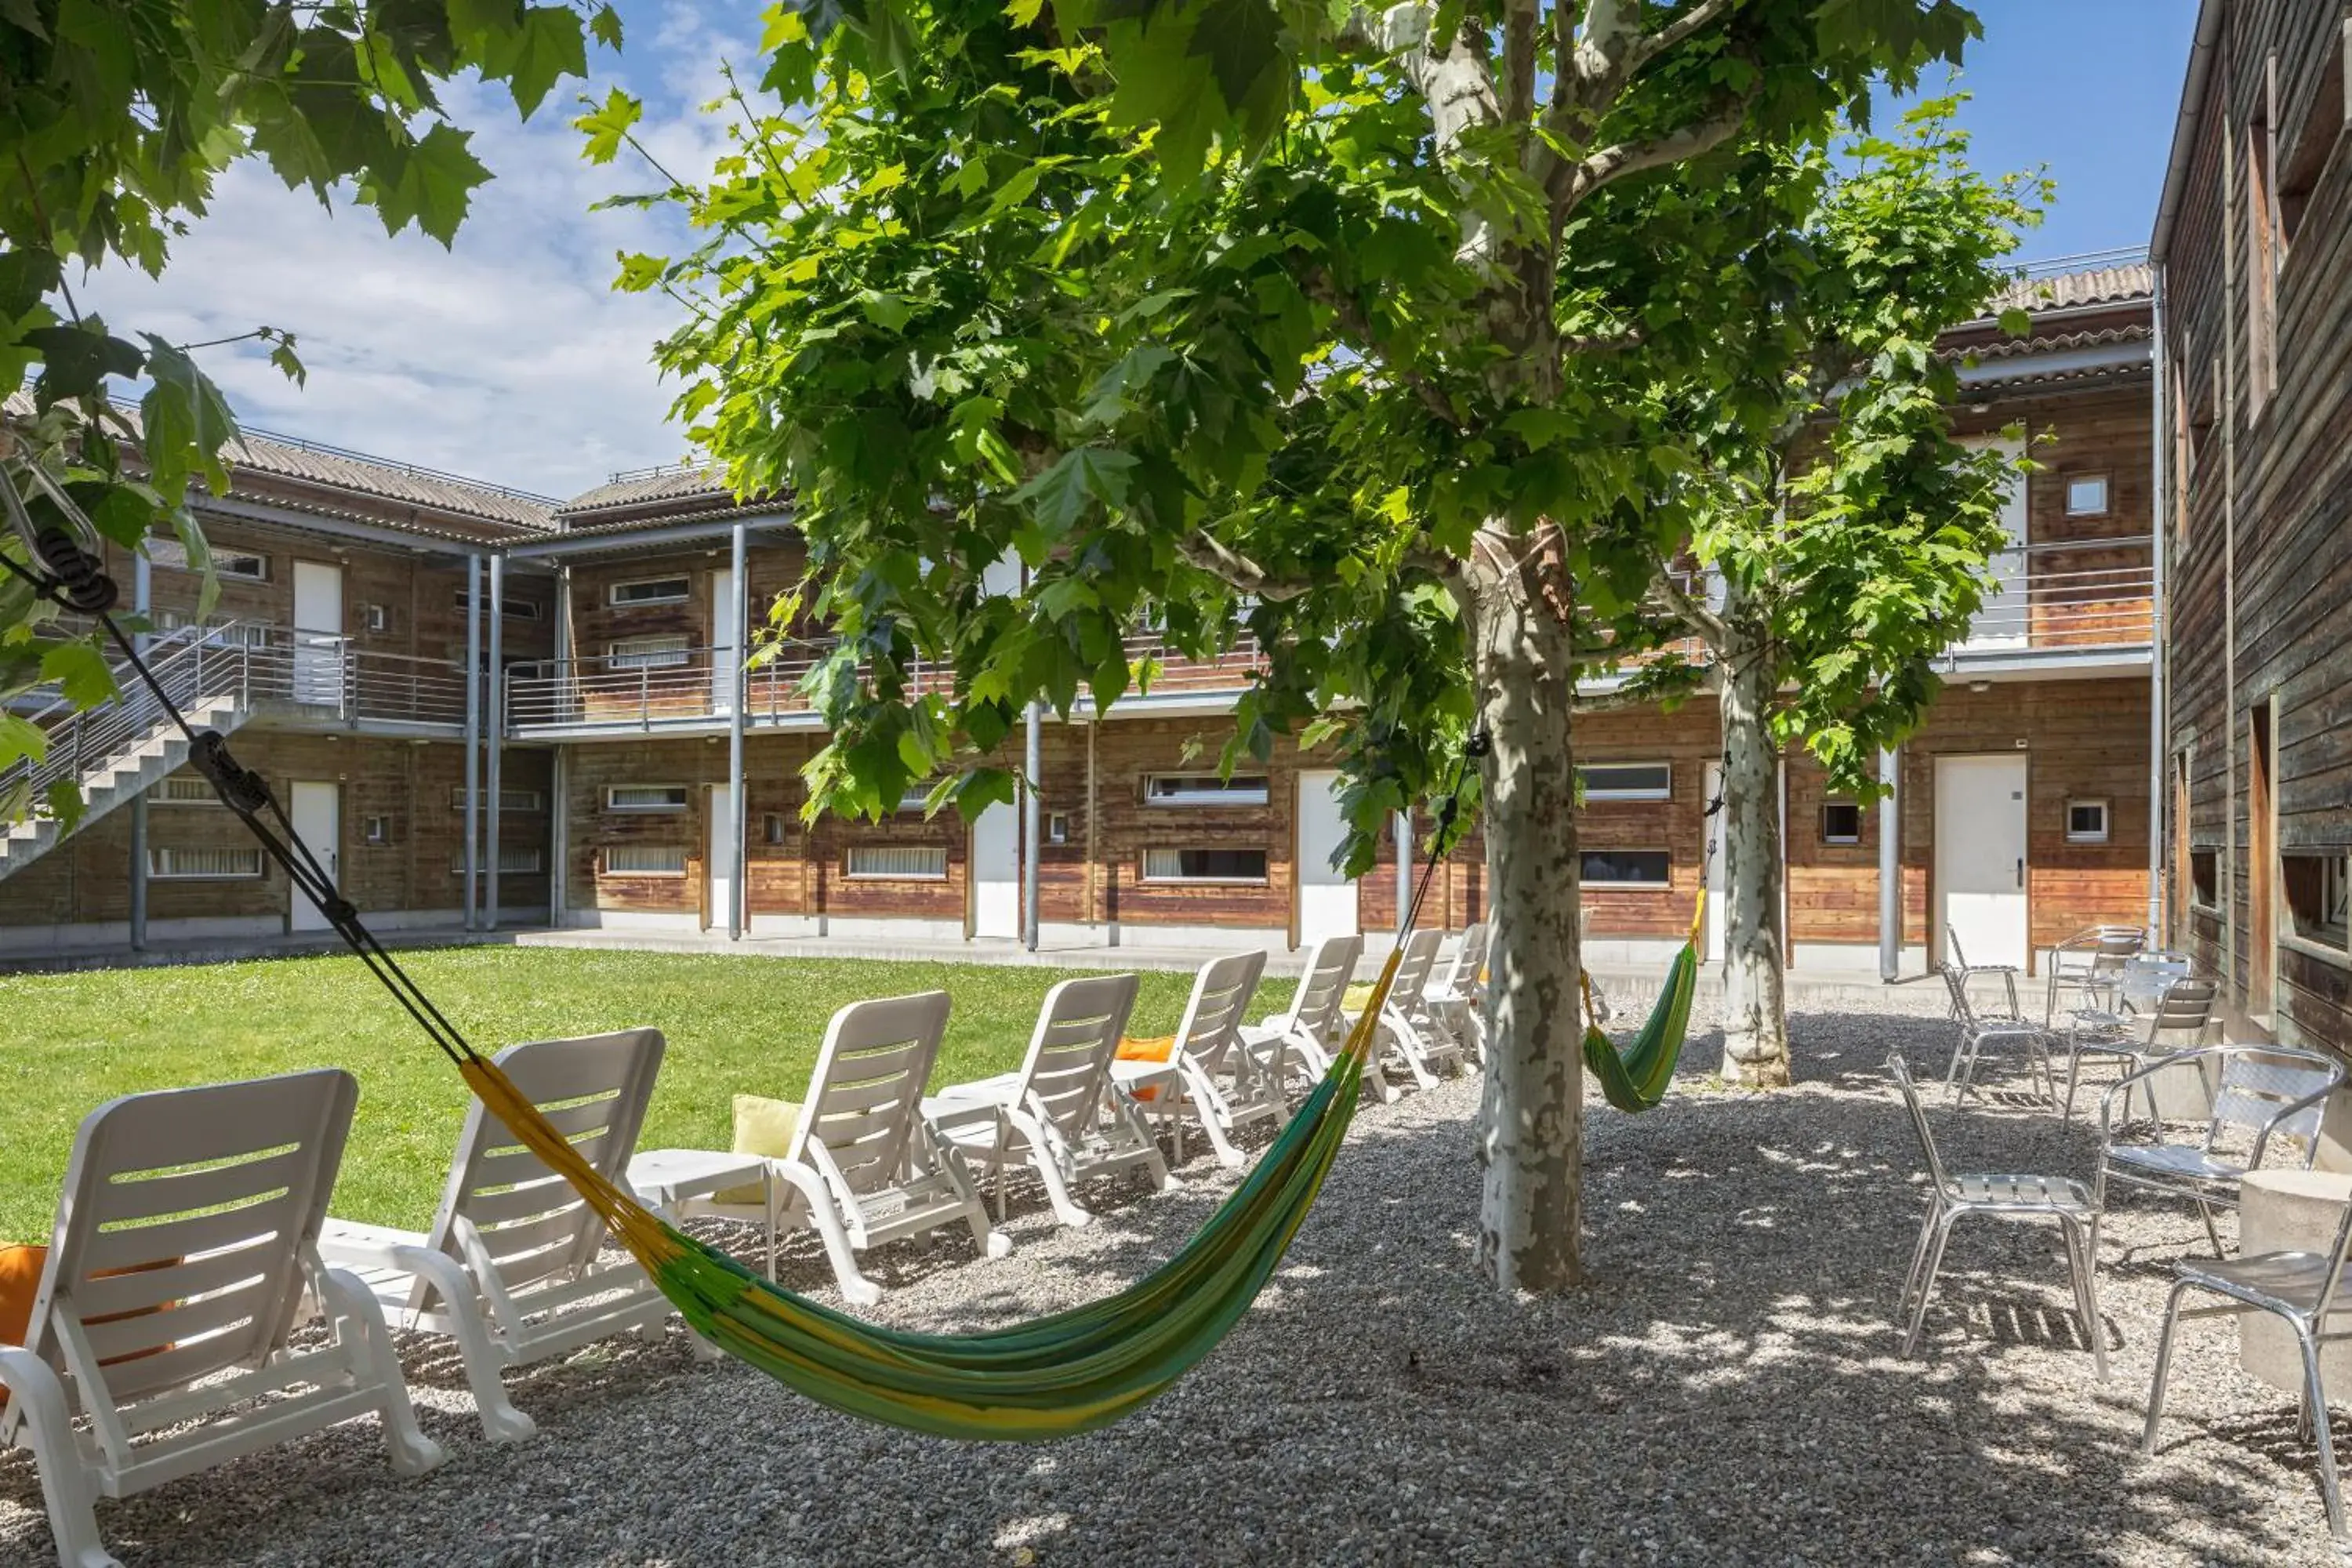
xmin=0 ymin=1070 xmax=444 ymax=1568
xmin=1111 ymin=950 xmax=1276 ymax=1167
xmin=1239 ymin=934 xmax=1363 ymax=1091
xmin=319 ymin=1028 xmax=697 ymax=1444
xmin=710 ymin=992 xmax=1011 ymax=1307
xmin=1423 ymin=921 xmax=1489 ymax=1067
xmin=925 ymin=973 xmax=1174 ymax=1229
xmin=1348 ymin=927 xmax=1455 ymax=1101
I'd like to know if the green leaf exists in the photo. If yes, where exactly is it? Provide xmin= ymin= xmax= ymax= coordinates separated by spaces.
xmin=361 ymin=122 xmax=491 ymax=245
xmin=24 ymin=325 xmax=143 ymax=401
xmin=1011 ymin=448 xmax=1138 ymax=535
xmin=588 ymin=4 xmax=623 ymax=49
xmin=482 ymin=5 xmax=587 ymax=118
xmin=575 ymin=88 xmax=643 ymax=165
xmin=40 ymin=641 xmax=115 ymax=707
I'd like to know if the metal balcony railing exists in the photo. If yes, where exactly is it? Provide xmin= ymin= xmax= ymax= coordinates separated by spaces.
xmin=223 ymin=624 xmax=473 ymax=727
xmin=0 ymin=624 xmax=238 ymax=816
xmin=505 ymin=631 xmax=1270 ymax=735
xmin=1951 ymin=537 xmax=2156 ymax=653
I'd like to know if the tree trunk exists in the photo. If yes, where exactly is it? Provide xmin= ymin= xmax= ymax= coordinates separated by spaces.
xmin=1464 ymin=528 xmax=1585 ymax=1293
xmin=1715 ymin=592 xmax=1792 ymax=1088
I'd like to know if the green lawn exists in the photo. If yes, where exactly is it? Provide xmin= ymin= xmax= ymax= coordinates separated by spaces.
xmin=0 ymin=946 xmax=1251 ymax=1243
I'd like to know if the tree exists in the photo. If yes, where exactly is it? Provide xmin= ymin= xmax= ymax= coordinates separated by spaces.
xmin=0 ymin=0 xmax=619 ymax=821
xmin=1601 ymin=99 xmax=2044 ymax=1086
xmin=607 ymin=0 xmax=1983 ymax=1291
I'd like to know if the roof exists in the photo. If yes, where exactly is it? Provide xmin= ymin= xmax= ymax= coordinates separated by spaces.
xmin=2152 ymin=0 xmax=2227 ymax=263
xmin=1988 ymin=261 xmax=2155 ymax=314
xmin=557 ymin=462 xmax=732 ymax=517
xmin=1955 ymin=323 xmax=2152 ymax=363
xmin=230 ymin=426 xmax=558 ymax=530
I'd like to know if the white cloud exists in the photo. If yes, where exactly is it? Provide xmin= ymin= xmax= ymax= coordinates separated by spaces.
xmin=78 ymin=5 xmax=764 ymax=503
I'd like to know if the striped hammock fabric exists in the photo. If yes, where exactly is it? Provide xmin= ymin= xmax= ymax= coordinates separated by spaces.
xmin=458 ymin=944 xmax=1408 ymax=1441
xmin=1580 ymin=889 xmax=1706 ymax=1113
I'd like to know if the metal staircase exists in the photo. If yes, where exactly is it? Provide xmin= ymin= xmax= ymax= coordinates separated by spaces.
xmin=0 ymin=626 xmax=256 ymax=881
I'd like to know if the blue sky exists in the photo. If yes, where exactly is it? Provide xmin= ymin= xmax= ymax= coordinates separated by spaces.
xmin=81 ymin=1 xmax=2202 ymax=501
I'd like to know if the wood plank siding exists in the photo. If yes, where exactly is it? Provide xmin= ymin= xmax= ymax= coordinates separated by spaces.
xmin=2159 ymin=0 xmax=2352 ymax=1048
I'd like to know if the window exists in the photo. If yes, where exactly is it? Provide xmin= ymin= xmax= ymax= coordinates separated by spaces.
xmin=846 ymin=844 xmax=949 ymax=880
xmin=1821 ymin=800 xmax=1863 ymax=845
xmin=365 ymin=815 xmax=392 ymax=845
xmin=2285 ymin=853 xmax=2351 ymax=949
xmin=365 ymin=604 xmax=390 ymax=633
xmin=1047 ymin=812 xmax=1069 ymax=844
xmin=449 ymin=786 xmax=544 ymax=812
xmin=2066 ymin=799 xmax=2111 ymax=844
xmin=898 ymin=784 xmax=939 ymax=814
xmin=1142 ymin=847 xmax=1269 ymax=883
xmin=608 ymin=634 xmax=691 ymax=670
xmin=2190 ymin=848 xmax=2220 ymax=909
xmin=148 ymin=537 xmax=267 ymax=580
xmin=1581 ymin=849 xmax=1671 ymax=886
xmin=155 ymin=775 xmax=220 ymax=806
xmin=764 ymin=814 xmax=788 ymax=845
xmin=609 ymin=575 xmax=691 ymax=607
xmin=2063 ymin=474 xmax=2111 ymax=516
xmin=603 ymin=844 xmax=688 ymax=876
xmin=605 ymin=785 xmax=689 ymax=812
xmin=2279 ymin=28 xmax=2347 ymax=244
xmin=1577 ymin=763 xmax=1671 ymax=803
xmin=147 ymin=846 xmax=264 ymax=879
xmin=448 ymin=590 xmax=546 ymax=621
xmin=1144 ymin=774 xmax=1269 ymax=808
xmin=453 ymin=847 xmax=543 ymax=877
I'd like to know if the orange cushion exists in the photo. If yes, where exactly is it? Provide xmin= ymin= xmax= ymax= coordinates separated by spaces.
xmin=1116 ymin=1035 xmax=1177 ymax=1102
xmin=0 ymin=1245 xmax=45 ymax=1349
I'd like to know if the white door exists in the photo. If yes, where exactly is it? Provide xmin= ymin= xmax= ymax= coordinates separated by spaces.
xmin=1960 ymin=434 xmax=2028 ymax=649
xmin=292 ymin=561 xmax=345 ymax=707
xmin=707 ymin=784 xmax=736 ymax=931
xmin=289 ymin=781 xmax=339 ymax=933
xmin=1935 ymin=754 xmax=2029 ymax=971
xmin=971 ymin=804 xmax=1019 ymax=938
xmin=710 ymin=567 xmax=738 ymax=718
xmin=1703 ymin=762 xmax=1727 ymax=963
xmin=1295 ymin=769 xmax=1358 ymax=946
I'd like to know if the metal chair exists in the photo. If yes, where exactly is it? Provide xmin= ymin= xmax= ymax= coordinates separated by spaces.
xmin=1940 ymin=963 xmax=2056 ymax=1107
xmin=2044 ymin=924 xmax=2146 ymax=1025
xmin=1887 ymin=1054 xmax=2107 ymax=1380
xmin=2144 ymin=1185 xmax=2352 ymax=1537
xmin=2098 ymin=1044 xmax=2345 ymax=1255
xmin=2060 ymin=976 xmax=2218 ymax=1123
xmin=1945 ymin=928 xmax=2022 ymax=991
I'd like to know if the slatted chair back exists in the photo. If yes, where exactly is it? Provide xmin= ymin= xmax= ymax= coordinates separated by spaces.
xmin=1437 ymin=923 xmax=1488 ymax=995
xmin=785 ymin=993 xmax=953 ymax=1197
xmin=25 ymin=1069 xmax=358 ymax=1409
xmin=1939 ymin=962 xmax=1981 ymax=1025
xmin=2204 ymin=1045 xmax=2344 ymax=1164
xmin=2089 ymin=927 xmax=2147 ymax=971
xmin=419 ymin=1029 xmax=666 ymax=1312
xmin=1174 ymin=951 xmax=1269 ymax=1076
xmin=1886 ymin=1055 xmax=1951 ymax=1195
xmin=1011 ymin=974 xmax=1142 ymax=1142
xmin=2145 ymin=978 xmax=2218 ymax=1044
xmin=1275 ymin=935 xmax=1362 ymax=1047
xmin=1392 ymin=927 xmax=1445 ymax=1010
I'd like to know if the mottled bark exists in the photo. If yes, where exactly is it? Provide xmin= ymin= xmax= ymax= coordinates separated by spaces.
xmin=1715 ymin=579 xmax=1791 ymax=1087
xmin=1464 ymin=526 xmax=1585 ymax=1293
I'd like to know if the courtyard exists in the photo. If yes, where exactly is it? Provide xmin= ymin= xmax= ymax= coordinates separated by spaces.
xmin=0 ymin=956 xmax=2334 ymax=1565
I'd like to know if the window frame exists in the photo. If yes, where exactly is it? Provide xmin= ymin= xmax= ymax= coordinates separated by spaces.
xmin=450 ymin=786 xmax=544 ymax=813
xmin=1577 ymin=762 xmax=1673 ymax=803
xmin=1139 ymin=846 xmax=1271 ymax=885
xmin=604 ymin=784 xmax=691 ymax=814
xmin=2065 ymin=798 xmax=2111 ymax=844
xmin=2284 ymin=851 xmax=2352 ymax=953
xmin=601 ymin=844 xmax=689 ymax=877
xmin=1820 ymin=800 xmax=1864 ymax=846
xmin=364 ymin=815 xmax=393 ymax=845
xmin=607 ymin=575 xmax=692 ymax=608
xmin=155 ymin=776 xmax=223 ymax=807
xmin=453 ymin=846 xmax=545 ymax=877
xmin=147 ymin=845 xmax=266 ymax=880
xmin=1142 ymin=773 xmax=1272 ymax=808
xmin=2063 ymin=473 xmax=2112 ymax=517
xmin=1580 ymin=848 xmax=1672 ymax=887
xmin=606 ymin=633 xmax=693 ymax=670
xmin=844 ymin=844 xmax=951 ymax=880
xmin=148 ymin=537 xmax=268 ymax=581
xmin=2189 ymin=847 xmax=2221 ymax=911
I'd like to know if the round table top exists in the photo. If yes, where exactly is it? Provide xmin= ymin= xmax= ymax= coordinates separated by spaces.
xmin=2241 ymin=1167 xmax=2352 ymax=1201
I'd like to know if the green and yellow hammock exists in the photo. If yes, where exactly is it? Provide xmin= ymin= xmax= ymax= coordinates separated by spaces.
xmin=1579 ymin=888 xmax=1705 ymax=1113
xmin=459 ymin=942 xmax=1410 ymax=1442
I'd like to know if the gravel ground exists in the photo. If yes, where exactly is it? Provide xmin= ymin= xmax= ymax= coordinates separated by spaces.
xmin=4 ymin=983 xmax=2345 ymax=1566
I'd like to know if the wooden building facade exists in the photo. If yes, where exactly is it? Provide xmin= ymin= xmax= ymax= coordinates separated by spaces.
xmin=2154 ymin=0 xmax=2352 ymax=1047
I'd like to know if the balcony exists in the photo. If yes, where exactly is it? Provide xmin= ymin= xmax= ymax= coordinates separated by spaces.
xmin=1942 ymin=536 xmax=2155 ymax=669
xmin=504 ymin=632 xmax=1268 ymax=739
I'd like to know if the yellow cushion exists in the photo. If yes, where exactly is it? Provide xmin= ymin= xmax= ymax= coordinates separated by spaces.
xmin=714 ymin=1095 xmax=800 ymax=1205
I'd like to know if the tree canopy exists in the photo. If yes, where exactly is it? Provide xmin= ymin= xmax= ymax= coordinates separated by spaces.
xmin=0 ymin=0 xmax=616 ymax=818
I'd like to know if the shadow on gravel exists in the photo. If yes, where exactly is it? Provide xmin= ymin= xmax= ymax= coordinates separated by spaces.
xmin=0 ymin=1004 xmax=2335 ymax=1566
